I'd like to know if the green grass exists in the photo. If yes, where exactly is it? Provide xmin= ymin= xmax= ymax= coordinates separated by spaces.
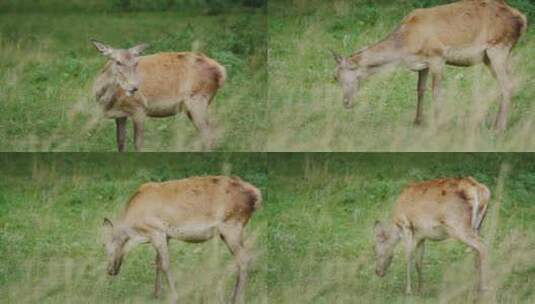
xmin=2 ymin=153 xmax=535 ymax=303
xmin=0 ymin=0 xmax=266 ymax=13
xmin=0 ymin=9 xmax=266 ymax=151
xmin=267 ymin=153 xmax=535 ymax=303
xmin=0 ymin=153 xmax=268 ymax=303
xmin=267 ymin=0 xmax=535 ymax=151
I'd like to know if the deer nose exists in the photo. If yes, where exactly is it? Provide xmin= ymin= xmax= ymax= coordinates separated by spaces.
xmin=343 ymin=99 xmax=354 ymax=109
xmin=376 ymin=269 xmax=385 ymax=277
xmin=125 ymin=87 xmax=138 ymax=97
xmin=108 ymin=267 xmax=118 ymax=276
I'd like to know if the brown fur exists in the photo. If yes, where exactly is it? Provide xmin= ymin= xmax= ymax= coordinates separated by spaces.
xmin=392 ymin=0 xmax=527 ymax=56
xmin=375 ymin=176 xmax=491 ymax=295
xmin=334 ymin=0 xmax=527 ymax=130
xmin=105 ymin=52 xmax=225 ymax=118
xmin=92 ymin=43 xmax=226 ymax=151
xmin=121 ymin=176 xmax=259 ymax=226
xmin=104 ymin=176 xmax=260 ymax=304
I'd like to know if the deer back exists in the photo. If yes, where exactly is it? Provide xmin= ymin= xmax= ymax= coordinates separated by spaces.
xmin=120 ymin=176 xmax=260 ymax=229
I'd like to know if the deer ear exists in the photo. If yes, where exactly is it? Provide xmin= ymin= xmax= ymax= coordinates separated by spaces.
xmin=129 ymin=43 xmax=149 ymax=56
xmin=329 ymin=49 xmax=343 ymax=64
xmin=103 ymin=217 xmax=113 ymax=228
xmin=377 ymin=230 xmax=388 ymax=242
xmin=91 ymin=39 xmax=113 ymax=57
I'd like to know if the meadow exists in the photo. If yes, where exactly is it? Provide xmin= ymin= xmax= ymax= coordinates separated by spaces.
xmin=267 ymin=0 xmax=535 ymax=151
xmin=0 ymin=153 xmax=268 ymax=303
xmin=267 ymin=153 xmax=535 ymax=303
xmin=0 ymin=3 xmax=266 ymax=151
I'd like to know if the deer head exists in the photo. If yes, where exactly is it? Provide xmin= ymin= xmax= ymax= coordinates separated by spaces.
xmin=91 ymin=39 xmax=149 ymax=96
xmin=373 ymin=220 xmax=400 ymax=277
xmin=331 ymin=50 xmax=364 ymax=109
xmin=102 ymin=218 xmax=128 ymax=276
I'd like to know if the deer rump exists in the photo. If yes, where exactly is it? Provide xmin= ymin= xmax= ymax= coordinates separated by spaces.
xmin=395 ymin=177 xmax=491 ymax=236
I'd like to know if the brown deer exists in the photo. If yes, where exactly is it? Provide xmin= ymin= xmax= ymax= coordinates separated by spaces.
xmin=91 ymin=40 xmax=226 ymax=151
xmin=332 ymin=0 xmax=527 ymax=131
xmin=374 ymin=177 xmax=491 ymax=295
xmin=102 ymin=176 xmax=261 ymax=304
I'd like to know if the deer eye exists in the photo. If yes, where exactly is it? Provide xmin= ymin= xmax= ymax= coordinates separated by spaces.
xmin=116 ymin=61 xmax=122 ymax=66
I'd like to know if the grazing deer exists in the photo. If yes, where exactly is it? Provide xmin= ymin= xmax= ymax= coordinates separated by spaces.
xmin=332 ymin=0 xmax=527 ymax=130
xmin=102 ymin=176 xmax=261 ymax=304
xmin=374 ymin=177 xmax=491 ymax=295
xmin=91 ymin=39 xmax=226 ymax=151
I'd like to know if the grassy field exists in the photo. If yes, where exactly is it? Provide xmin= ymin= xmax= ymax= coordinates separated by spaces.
xmin=267 ymin=153 xmax=535 ymax=303
xmin=0 ymin=153 xmax=268 ymax=303
xmin=0 ymin=7 xmax=266 ymax=151
xmin=267 ymin=0 xmax=535 ymax=151
xmin=1 ymin=153 xmax=534 ymax=303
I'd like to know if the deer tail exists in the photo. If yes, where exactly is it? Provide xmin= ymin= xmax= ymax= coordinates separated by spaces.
xmin=471 ymin=190 xmax=480 ymax=231
xmin=475 ymin=203 xmax=488 ymax=232
xmin=249 ymin=185 xmax=263 ymax=211
xmin=243 ymin=182 xmax=262 ymax=211
xmin=215 ymin=63 xmax=227 ymax=88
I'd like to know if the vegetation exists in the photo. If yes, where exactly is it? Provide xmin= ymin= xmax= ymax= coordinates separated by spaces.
xmin=2 ymin=153 xmax=535 ymax=303
xmin=267 ymin=153 xmax=535 ymax=303
xmin=0 ymin=0 xmax=266 ymax=13
xmin=0 ymin=153 xmax=268 ymax=303
xmin=0 ymin=5 xmax=266 ymax=151
xmin=268 ymin=0 xmax=535 ymax=151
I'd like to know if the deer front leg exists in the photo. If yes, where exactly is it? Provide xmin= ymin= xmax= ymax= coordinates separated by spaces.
xmin=115 ymin=117 xmax=127 ymax=152
xmin=219 ymin=224 xmax=249 ymax=304
xmin=132 ymin=117 xmax=144 ymax=152
xmin=414 ymin=69 xmax=429 ymax=126
xmin=414 ymin=240 xmax=425 ymax=292
xmin=154 ymin=252 xmax=162 ymax=298
xmin=430 ymin=65 xmax=444 ymax=125
xmin=152 ymin=234 xmax=178 ymax=303
xmin=403 ymin=233 xmax=416 ymax=295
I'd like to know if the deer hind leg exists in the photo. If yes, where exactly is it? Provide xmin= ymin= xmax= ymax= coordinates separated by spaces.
xmin=448 ymin=226 xmax=488 ymax=293
xmin=485 ymin=47 xmax=513 ymax=132
xmin=154 ymin=251 xmax=162 ymax=298
xmin=415 ymin=240 xmax=425 ymax=292
xmin=151 ymin=233 xmax=178 ymax=303
xmin=115 ymin=117 xmax=127 ymax=152
xmin=219 ymin=223 xmax=250 ymax=304
xmin=184 ymin=95 xmax=214 ymax=151
xmin=414 ymin=69 xmax=429 ymax=126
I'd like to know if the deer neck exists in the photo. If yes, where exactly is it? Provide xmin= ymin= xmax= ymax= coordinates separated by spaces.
xmin=93 ymin=61 xmax=119 ymax=107
xmin=351 ymin=37 xmax=404 ymax=75
xmin=386 ymin=223 xmax=402 ymax=249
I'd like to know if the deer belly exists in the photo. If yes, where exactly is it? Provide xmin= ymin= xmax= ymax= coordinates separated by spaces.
xmin=417 ymin=223 xmax=448 ymax=241
xmin=168 ymin=223 xmax=217 ymax=243
xmin=146 ymin=100 xmax=182 ymax=118
xmin=444 ymin=46 xmax=486 ymax=67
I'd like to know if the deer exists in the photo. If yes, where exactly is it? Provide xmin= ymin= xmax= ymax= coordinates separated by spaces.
xmin=331 ymin=0 xmax=527 ymax=131
xmin=90 ymin=39 xmax=226 ymax=151
xmin=102 ymin=176 xmax=261 ymax=304
xmin=373 ymin=177 xmax=491 ymax=296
